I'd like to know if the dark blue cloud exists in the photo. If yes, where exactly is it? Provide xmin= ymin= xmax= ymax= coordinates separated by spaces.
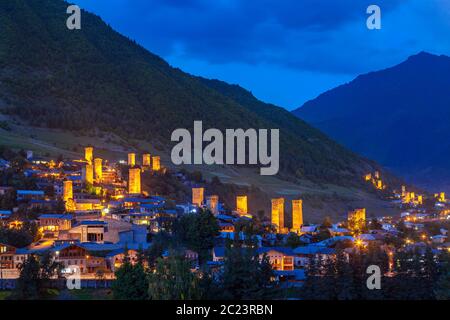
xmin=75 ymin=0 xmax=405 ymax=71
xmin=73 ymin=0 xmax=450 ymax=108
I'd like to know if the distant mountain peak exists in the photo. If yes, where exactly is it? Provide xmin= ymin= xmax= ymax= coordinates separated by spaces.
xmin=293 ymin=50 xmax=450 ymax=192
xmin=404 ymin=51 xmax=449 ymax=64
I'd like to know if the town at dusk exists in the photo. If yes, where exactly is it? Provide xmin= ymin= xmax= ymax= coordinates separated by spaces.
xmin=0 ymin=0 xmax=450 ymax=311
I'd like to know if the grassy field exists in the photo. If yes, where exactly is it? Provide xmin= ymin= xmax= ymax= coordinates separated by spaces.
xmin=58 ymin=288 xmax=113 ymax=300
xmin=0 ymin=117 xmax=397 ymax=222
xmin=0 ymin=291 xmax=11 ymax=300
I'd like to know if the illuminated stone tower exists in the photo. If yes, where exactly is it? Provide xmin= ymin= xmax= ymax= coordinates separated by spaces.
xmin=401 ymin=185 xmax=406 ymax=197
xmin=85 ymin=146 xmax=93 ymax=164
xmin=152 ymin=156 xmax=161 ymax=171
xmin=417 ymin=195 xmax=423 ymax=205
xmin=439 ymin=192 xmax=446 ymax=202
xmin=271 ymin=198 xmax=285 ymax=233
xmin=63 ymin=180 xmax=75 ymax=212
xmin=236 ymin=196 xmax=248 ymax=215
xmin=403 ymin=192 xmax=411 ymax=204
xmin=94 ymin=158 xmax=103 ymax=182
xmin=192 ymin=187 xmax=204 ymax=207
xmin=128 ymin=153 xmax=136 ymax=166
xmin=83 ymin=164 xmax=94 ymax=185
xmin=374 ymin=171 xmax=380 ymax=179
xmin=292 ymin=199 xmax=303 ymax=233
xmin=348 ymin=208 xmax=366 ymax=222
xmin=348 ymin=208 xmax=366 ymax=235
xmin=143 ymin=153 xmax=151 ymax=167
xmin=376 ymin=180 xmax=383 ymax=190
xmin=206 ymin=195 xmax=219 ymax=215
xmin=128 ymin=168 xmax=141 ymax=194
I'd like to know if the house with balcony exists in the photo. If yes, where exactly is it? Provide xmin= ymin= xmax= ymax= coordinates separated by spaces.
xmin=257 ymin=247 xmax=295 ymax=271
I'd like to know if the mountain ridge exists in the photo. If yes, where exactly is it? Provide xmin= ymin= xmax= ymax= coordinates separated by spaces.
xmin=294 ymin=51 xmax=450 ymax=191
xmin=0 ymin=0 xmax=393 ymax=189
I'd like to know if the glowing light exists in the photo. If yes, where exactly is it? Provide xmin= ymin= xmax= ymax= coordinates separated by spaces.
xmin=142 ymin=153 xmax=151 ymax=167
xmin=236 ymin=195 xmax=248 ymax=215
xmin=292 ymin=199 xmax=303 ymax=233
xmin=192 ymin=188 xmax=204 ymax=207
xmin=128 ymin=153 xmax=136 ymax=166
xmin=152 ymin=156 xmax=161 ymax=171
xmin=271 ymin=198 xmax=285 ymax=233
xmin=355 ymin=239 xmax=364 ymax=247
xmin=128 ymin=168 xmax=141 ymax=194
xmin=85 ymin=146 xmax=93 ymax=164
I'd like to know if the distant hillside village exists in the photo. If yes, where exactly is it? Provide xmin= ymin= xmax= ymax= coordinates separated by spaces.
xmin=0 ymin=146 xmax=450 ymax=299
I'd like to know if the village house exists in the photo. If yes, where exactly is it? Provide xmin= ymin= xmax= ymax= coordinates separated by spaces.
xmin=0 ymin=243 xmax=17 ymax=269
xmin=0 ymin=210 xmax=12 ymax=221
xmin=75 ymin=199 xmax=103 ymax=212
xmin=54 ymin=244 xmax=104 ymax=275
xmin=68 ymin=221 xmax=107 ymax=243
xmin=16 ymin=190 xmax=45 ymax=201
xmin=38 ymin=214 xmax=73 ymax=239
xmin=105 ymin=248 xmax=141 ymax=272
xmin=257 ymin=247 xmax=295 ymax=271
xmin=0 ymin=243 xmax=27 ymax=278
xmin=293 ymin=245 xmax=336 ymax=268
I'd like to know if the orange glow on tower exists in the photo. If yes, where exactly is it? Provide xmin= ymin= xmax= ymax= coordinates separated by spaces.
xmin=143 ymin=153 xmax=151 ymax=167
xmin=376 ymin=180 xmax=383 ymax=190
xmin=63 ymin=180 xmax=75 ymax=212
xmin=271 ymin=198 xmax=285 ymax=233
xmin=292 ymin=199 xmax=303 ymax=233
xmin=152 ymin=156 xmax=161 ymax=171
xmin=94 ymin=158 xmax=103 ymax=182
xmin=192 ymin=187 xmax=204 ymax=207
xmin=417 ymin=195 xmax=423 ymax=205
xmin=128 ymin=168 xmax=141 ymax=194
xmin=85 ymin=146 xmax=93 ymax=164
xmin=84 ymin=164 xmax=94 ymax=185
xmin=348 ymin=208 xmax=366 ymax=235
xmin=236 ymin=196 xmax=248 ymax=215
xmin=128 ymin=153 xmax=136 ymax=166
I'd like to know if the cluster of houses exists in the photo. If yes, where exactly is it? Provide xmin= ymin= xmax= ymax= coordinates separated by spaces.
xmin=1 ymin=149 xmax=450 ymax=287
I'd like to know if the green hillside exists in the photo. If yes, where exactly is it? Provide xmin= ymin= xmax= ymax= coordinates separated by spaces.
xmin=0 ymin=0 xmax=391 ymax=188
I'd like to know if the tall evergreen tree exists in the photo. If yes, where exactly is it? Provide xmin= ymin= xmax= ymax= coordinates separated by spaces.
xmin=113 ymin=253 xmax=148 ymax=300
xmin=148 ymin=254 xmax=201 ymax=300
xmin=12 ymin=253 xmax=61 ymax=300
xmin=219 ymin=242 xmax=274 ymax=300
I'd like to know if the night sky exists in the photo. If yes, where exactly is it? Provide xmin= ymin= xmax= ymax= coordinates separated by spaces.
xmin=73 ymin=0 xmax=450 ymax=110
